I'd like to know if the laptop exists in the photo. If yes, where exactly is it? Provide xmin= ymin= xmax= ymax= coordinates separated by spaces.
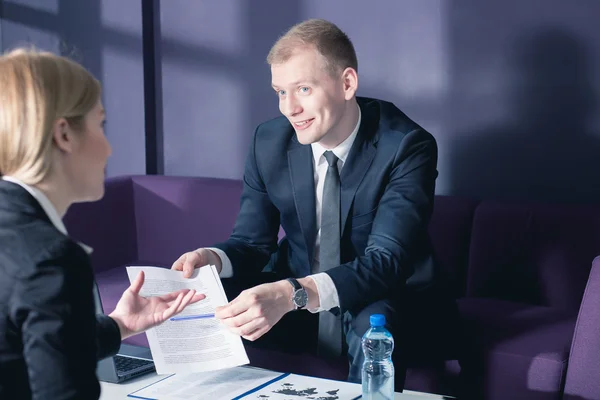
xmin=93 ymin=281 xmax=156 ymax=383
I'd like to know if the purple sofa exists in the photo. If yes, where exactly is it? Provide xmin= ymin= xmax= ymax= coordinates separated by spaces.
xmin=64 ymin=175 xmax=600 ymax=400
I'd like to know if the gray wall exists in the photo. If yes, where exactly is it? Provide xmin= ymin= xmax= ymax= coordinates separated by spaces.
xmin=159 ymin=0 xmax=448 ymax=180
xmin=0 ymin=0 xmax=146 ymax=177
xmin=158 ymin=0 xmax=600 ymax=203
xmin=446 ymin=0 xmax=600 ymax=202
xmin=3 ymin=0 xmax=600 ymax=203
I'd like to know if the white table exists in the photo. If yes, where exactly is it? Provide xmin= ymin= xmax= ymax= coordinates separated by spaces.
xmin=100 ymin=371 xmax=452 ymax=399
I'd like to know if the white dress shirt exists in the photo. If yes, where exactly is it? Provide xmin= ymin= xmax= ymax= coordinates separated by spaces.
xmin=1 ymin=176 xmax=93 ymax=255
xmin=212 ymin=105 xmax=362 ymax=313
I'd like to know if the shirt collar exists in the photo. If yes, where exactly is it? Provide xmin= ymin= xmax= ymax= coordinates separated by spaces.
xmin=1 ymin=176 xmax=93 ymax=254
xmin=311 ymin=103 xmax=362 ymax=166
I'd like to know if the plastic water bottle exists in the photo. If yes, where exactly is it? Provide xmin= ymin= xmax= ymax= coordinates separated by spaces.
xmin=361 ymin=314 xmax=395 ymax=400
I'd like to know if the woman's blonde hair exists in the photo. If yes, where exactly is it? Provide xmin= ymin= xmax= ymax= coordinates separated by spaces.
xmin=0 ymin=48 xmax=101 ymax=184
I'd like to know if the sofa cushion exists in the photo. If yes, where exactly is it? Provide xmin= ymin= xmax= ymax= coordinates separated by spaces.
xmin=64 ymin=176 xmax=138 ymax=273
xmin=428 ymin=195 xmax=479 ymax=299
xmin=466 ymin=202 xmax=600 ymax=310
xmin=564 ymin=256 xmax=600 ymax=399
xmin=459 ymin=298 xmax=576 ymax=400
xmin=93 ymin=265 xmax=151 ymax=347
xmin=95 ymin=266 xmax=131 ymax=314
xmin=131 ymin=175 xmax=243 ymax=267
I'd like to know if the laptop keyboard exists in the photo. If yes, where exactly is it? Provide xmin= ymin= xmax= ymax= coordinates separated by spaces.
xmin=114 ymin=355 xmax=154 ymax=374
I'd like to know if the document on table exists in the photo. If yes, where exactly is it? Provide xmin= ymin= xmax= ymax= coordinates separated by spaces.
xmin=246 ymin=373 xmax=362 ymax=400
xmin=125 ymin=265 xmax=249 ymax=374
xmin=127 ymin=366 xmax=283 ymax=400
xmin=127 ymin=367 xmax=364 ymax=400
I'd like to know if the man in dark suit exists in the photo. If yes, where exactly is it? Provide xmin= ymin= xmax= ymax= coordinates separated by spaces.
xmin=173 ymin=18 xmax=457 ymax=389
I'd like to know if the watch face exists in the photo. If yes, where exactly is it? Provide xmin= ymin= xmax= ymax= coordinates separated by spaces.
xmin=293 ymin=289 xmax=308 ymax=308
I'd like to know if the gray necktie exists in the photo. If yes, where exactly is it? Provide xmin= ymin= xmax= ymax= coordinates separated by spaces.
xmin=318 ymin=151 xmax=343 ymax=357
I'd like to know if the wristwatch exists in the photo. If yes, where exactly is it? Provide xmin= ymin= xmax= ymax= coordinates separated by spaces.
xmin=286 ymin=278 xmax=308 ymax=310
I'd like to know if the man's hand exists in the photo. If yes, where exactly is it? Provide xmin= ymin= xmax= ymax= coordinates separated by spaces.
xmin=215 ymin=281 xmax=294 ymax=341
xmin=109 ymin=271 xmax=205 ymax=339
xmin=171 ymin=248 xmax=222 ymax=278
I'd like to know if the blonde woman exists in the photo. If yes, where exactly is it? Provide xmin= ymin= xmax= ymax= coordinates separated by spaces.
xmin=0 ymin=48 xmax=203 ymax=399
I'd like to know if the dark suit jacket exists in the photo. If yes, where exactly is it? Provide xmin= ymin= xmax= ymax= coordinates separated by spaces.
xmin=215 ymin=97 xmax=439 ymax=314
xmin=0 ymin=180 xmax=121 ymax=400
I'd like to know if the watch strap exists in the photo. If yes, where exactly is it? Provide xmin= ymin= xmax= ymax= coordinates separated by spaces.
xmin=286 ymin=278 xmax=302 ymax=291
xmin=286 ymin=278 xmax=306 ymax=310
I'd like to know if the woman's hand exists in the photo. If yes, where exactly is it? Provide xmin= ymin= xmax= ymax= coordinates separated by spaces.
xmin=108 ymin=271 xmax=205 ymax=339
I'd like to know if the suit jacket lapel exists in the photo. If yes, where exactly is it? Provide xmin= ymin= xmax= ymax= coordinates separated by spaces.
xmin=340 ymin=100 xmax=379 ymax=232
xmin=288 ymin=143 xmax=317 ymax=270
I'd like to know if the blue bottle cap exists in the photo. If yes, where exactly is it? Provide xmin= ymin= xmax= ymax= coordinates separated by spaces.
xmin=370 ymin=314 xmax=386 ymax=327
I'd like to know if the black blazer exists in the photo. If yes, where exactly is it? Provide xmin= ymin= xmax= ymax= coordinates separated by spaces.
xmin=215 ymin=97 xmax=439 ymax=314
xmin=0 ymin=180 xmax=121 ymax=400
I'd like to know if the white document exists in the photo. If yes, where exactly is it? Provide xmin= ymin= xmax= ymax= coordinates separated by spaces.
xmin=126 ymin=265 xmax=249 ymax=374
xmin=127 ymin=366 xmax=282 ymax=400
xmin=244 ymin=373 xmax=362 ymax=400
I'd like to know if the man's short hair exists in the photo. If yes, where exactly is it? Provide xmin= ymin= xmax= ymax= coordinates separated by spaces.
xmin=267 ymin=19 xmax=358 ymax=76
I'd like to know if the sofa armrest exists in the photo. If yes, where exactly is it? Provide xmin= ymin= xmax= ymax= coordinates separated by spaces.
xmin=563 ymin=256 xmax=600 ymax=399
xmin=64 ymin=176 xmax=138 ymax=274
